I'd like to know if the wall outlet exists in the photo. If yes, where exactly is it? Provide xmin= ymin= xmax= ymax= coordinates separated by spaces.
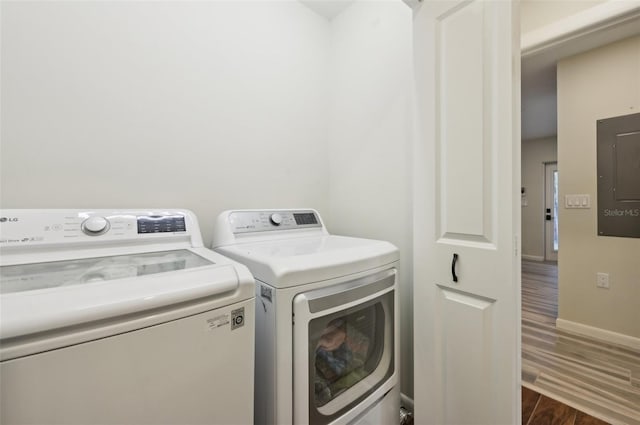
xmin=596 ymin=272 xmax=610 ymax=289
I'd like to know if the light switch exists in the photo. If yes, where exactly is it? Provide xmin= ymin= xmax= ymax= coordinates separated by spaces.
xmin=565 ymin=194 xmax=591 ymax=209
xmin=565 ymin=195 xmax=574 ymax=208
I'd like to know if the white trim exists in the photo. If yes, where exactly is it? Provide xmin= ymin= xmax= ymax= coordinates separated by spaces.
xmin=522 ymin=254 xmax=544 ymax=262
xmin=543 ymin=163 xmax=558 ymax=262
xmin=521 ymin=0 xmax=640 ymax=56
xmin=556 ymin=318 xmax=640 ymax=351
xmin=400 ymin=393 xmax=414 ymax=412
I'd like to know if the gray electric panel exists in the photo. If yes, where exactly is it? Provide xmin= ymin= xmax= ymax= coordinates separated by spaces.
xmin=597 ymin=112 xmax=640 ymax=238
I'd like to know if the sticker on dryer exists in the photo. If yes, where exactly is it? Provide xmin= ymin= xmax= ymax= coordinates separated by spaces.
xmin=206 ymin=314 xmax=229 ymax=330
xmin=260 ymin=285 xmax=272 ymax=302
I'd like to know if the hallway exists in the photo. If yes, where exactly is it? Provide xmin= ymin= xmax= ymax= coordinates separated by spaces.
xmin=522 ymin=260 xmax=640 ymax=425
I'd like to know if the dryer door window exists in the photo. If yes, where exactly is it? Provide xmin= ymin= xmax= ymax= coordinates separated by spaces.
xmin=312 ymin=303 xmax=384 ymax=408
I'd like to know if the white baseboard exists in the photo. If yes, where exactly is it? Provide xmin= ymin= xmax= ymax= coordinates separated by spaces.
xmin=522 ymin=254 xmax=544 ymax=262
xmin=556 ymin=318 xmax=640 ymax=351
xmin=400 ymin=393 xmax=414 ymax=412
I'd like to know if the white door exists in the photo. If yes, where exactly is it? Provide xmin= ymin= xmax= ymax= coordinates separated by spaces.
xmin=545 ymin=162 xmax=559 ymax=261
xmin=412 ymin=0 xmax=521 ymax=424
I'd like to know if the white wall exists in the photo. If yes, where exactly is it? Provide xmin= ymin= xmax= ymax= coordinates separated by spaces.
xmin=0 ymin=1 xmax=331 ymax=244
xmin=1 ymin=0 xmax=416 ymax=400
xmin=557 ymin=35 xmax=640 ymax=339
xmin=327 ymin=0 xmax=414 ymax=398
xmin=521 ymin=137 xmax=557 ymax=260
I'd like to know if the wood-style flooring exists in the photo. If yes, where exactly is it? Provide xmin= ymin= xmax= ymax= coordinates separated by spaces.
xmin=522 ymin=260 xmax=640 ymax=425
xmin=523 ymin=386 xmax=610 ymax=425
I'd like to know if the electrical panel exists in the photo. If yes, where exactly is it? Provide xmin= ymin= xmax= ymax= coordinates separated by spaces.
xmin=597 ymin=112 xmax=640 ymax=238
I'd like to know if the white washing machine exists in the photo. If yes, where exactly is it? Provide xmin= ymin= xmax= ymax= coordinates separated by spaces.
xmin=0 ymin=209 xmax=255 ymax=425
xmin=212 ymin=209 xmax=400 ymax=425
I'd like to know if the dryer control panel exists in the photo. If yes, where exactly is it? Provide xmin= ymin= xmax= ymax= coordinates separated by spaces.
xmin=228 ymin=210 xmax=322 ymax=234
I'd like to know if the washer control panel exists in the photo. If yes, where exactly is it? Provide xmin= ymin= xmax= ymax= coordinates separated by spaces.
xmin=137 ymin=215 xmax=186 ymax=234
xmin=229 ymin=210 xmax=321 ymax=234
xmin=0 ymin=210 xmax=192 ymax=248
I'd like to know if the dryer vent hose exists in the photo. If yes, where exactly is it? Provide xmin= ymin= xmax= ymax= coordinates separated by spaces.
xmin=400 ymin=406 xmax=414 ymax=425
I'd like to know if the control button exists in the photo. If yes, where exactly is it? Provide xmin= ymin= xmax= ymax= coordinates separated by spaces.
xmin=81 ymin=216 xmax=110 ymax=236
xmin=270 ymin=213 xmax=283 ymax=226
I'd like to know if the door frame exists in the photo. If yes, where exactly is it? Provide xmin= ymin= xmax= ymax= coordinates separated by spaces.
xmin=544 ymin=162 xmax=558 ymax=262
xmin=521 ymin=1 xmax=640 ymax=59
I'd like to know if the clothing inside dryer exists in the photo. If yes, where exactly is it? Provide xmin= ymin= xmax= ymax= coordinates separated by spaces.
xmin=312 ymin=303 xmax=384 ymax=407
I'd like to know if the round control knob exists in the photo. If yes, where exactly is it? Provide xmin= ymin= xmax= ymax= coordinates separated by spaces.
xmin=81 ymin=216 xmax=110 ymax=235
xmin=269 ymin=213 xmax=283 ymax=226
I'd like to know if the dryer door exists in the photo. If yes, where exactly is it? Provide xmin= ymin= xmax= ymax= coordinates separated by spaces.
xmin=292 ymin=269 xmax=396 ymax=425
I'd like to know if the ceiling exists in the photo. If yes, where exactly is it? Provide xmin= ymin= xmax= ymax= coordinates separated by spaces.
xmin=521 ymin=7 xmax=640 ymax=141
xmin=299 ymin=0 xmax=355 ymax=20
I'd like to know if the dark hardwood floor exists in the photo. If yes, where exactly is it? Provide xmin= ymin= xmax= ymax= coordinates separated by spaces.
xmin=523 ymin=386 xmax=610 ymax=425
xmin=522 ymin=260 xmax=640 ymax=425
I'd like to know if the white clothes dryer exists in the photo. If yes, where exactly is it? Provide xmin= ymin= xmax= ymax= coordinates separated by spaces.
xmin=0 ymin=209 xmax=255 ymax=425
xmin=212 ymin=209 xmax=400 ymax=425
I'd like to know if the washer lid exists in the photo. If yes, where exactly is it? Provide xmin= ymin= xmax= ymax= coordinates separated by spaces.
xmin=1 ymin=249 xmax=212 ymax=294
xmin=215 ymin=235 xmax=399 ymax=288
xmin=0 ymin=249 xmax=243 ymax=340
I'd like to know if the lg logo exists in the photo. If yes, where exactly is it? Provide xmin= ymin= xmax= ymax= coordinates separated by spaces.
xmin=0 ymin=217 xmax=19 ymax=223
